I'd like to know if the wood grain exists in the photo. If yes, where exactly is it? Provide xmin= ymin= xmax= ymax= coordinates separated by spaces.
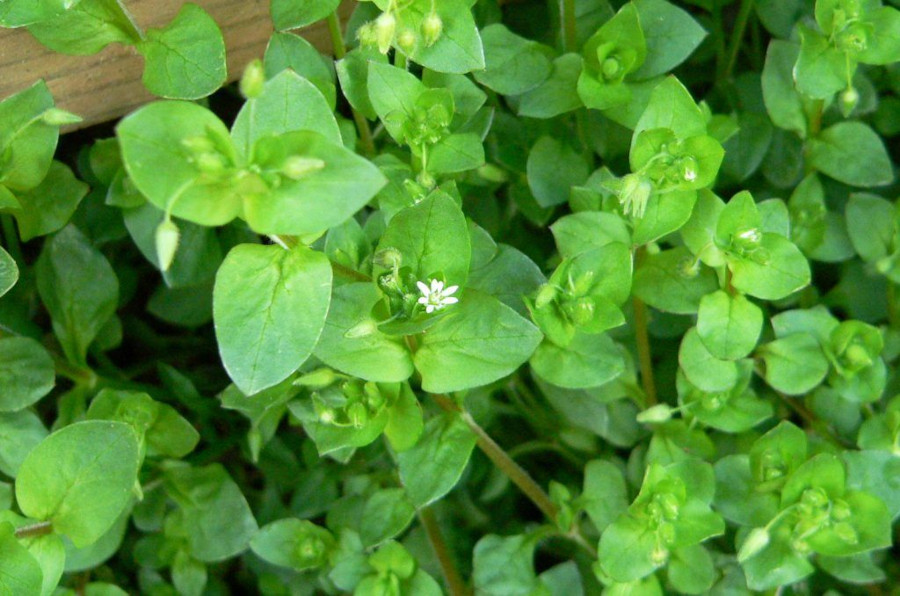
xmin=0 ymin=0 xmax=353 ymax=132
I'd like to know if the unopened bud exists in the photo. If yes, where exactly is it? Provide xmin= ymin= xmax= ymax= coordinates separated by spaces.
xmin=601 ymin=57 xmax=621 ymax=80
xmin=345 ymin=319 xmax=377 ymax=339
xmin=240 ymin=59 xmax=266 ymax=99
xmin=681 ymin=156 xmax=698 ymax=183
xmin=294 ymin=368 xmax=337 ymax=388
xmin=422 ymin=12 xmax=443 ymax=47
xmin=41 ymin=108 xmax=82 ymax=126
xmin=833 ymin=521 xmax=858 ymax=544
xmin=374 ymin=247 xmax=403 ymax=270
xmin=357 ymin=22 xmax=378 ymax=48
xmin=534 ymin=284 xmax=558 ymax=309
xmin=347 ymin=402 xmax=368 ymax=428
xmin=477 ymin=163 xmax=508 ymax=183
xmin=636 ymin=404 xmax=673 ymax=424
xmin=738 ymin=527 xmax=770 ymax=562
xmin=397 ymin=28 xmax=416 ymax=52
xmin=375 ymin=12 xmax=396 ymax=54
xmin=155 ymin=218 xmax=180 ymax=272
xmin=840 ymin=87 xmax=860 ymax=116
xmin=281 ymin=156 xmax=326 ymax=180
xmin=568 ymin=296 xmax=595 ymax=326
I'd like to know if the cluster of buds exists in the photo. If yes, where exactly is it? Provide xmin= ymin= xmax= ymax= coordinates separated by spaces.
xmin=358 ymin=8 xmax=443 ymax=55
xmin=313 ymin=380 xmax=387 ymax=429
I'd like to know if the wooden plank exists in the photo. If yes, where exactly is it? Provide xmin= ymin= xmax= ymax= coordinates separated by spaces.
xmin=0 ymin=0 xmax=353 ymax=131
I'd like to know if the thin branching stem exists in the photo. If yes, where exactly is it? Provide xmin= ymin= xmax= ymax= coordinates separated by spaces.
xmin=419 ymin=507 xmax=471 ymax=596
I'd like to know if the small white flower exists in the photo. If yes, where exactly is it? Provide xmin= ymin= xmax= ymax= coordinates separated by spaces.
xmin=416 ymin=279 xmax=459 ymax=313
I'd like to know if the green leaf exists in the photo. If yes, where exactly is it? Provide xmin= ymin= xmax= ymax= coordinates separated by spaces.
xmin=383 ymin=383 xmax=424 ymax=452
xmin=314 ymin=283 xmax=414 ymax=382
xmin=582 ymin=460 xmax=629 ymax=531
xmin=415 ymin=291 xmax=542 ymax=393
xmin=270 ymin=0 xmax=340 ymax=30
xmin=336 ymin=47 xmax=385 ymax=121
xmin=728 ymin=233 xmax=811 ymax=300
xmin=163 ymin=464 xmax=258 ymax=562
xmin=117 ymin=101 xmax=242 ymax=226
xmin=0 ymin=246 xmax=18 ymax=300
xmin=231 ymin=70 xmax=341 ymax=156
xmin=633 ymin=189 xmax=698 ymax=245
xmin=243 ymin=131 xmax=387 ymax=235
xmin=527 ymin=136 xmax=589 ymax=208
xmin=845 ymin=193 xmax=895 ymax=262
xmin=517 ymin=54 xmax=584 ymax=119
xmin=16 ymin=421 xmax=140 ymax=548
xmin=0 ymin=336 xmax=55 ymax=412
xmin=263 ymin=32 xmax=336 ymax=106
xmin=531 ymin=332 xmax=625 ymax=389
xmin=741 ymin=525 xmax=814 ymax=590
xmin=367 ymin=61 xmax=426 ymax=143
xmin=0 ymin=80 xmax=59 ymax=191
xmin=679 ymin=328 xmax=742 ymax=392
xmin=250 ymin=519 xmax=335 ymax=571
xmin=12 ymin=161 xmax=88 ymax=241
xmin=631 ymin=0 xmax=707 ymax=80
xmin=794 ymin=25 xmax=846 ymax=99
xmin=760 ymin=333 xmax=829 ymax=395
xmin=376 ymin=192 xmax=471 ymax=286
xmin=384 ymin=0 xmax=485 ymax=74
xmin=428 ymin=133 xmax=485 ymax=174
xmin=360 ymin=489 xmax=416 ymax=547
xmin=808 ymin=122 xmax=894 ymax=187
xmin=213 ymin=243 xmax=332 ymax=395
xmin=25 ymin=0 xmax=139 ymax=55
xmin=137 ymin=4 xmax=226 ymax=99
xmin=474 ymin=24 xmax=552 ymax=95
xmin=0 ymin=410 xmax=47 ymax=477
xmin=36 ymin=225 xmax=119 ymax=366
xmin=0 ymin=522 xmax=43 ymax=595
xmin=667 ymin=544 xmax=716 ymax=595
xmin=473 ymin=533 xmax=541 ymax=595
xmin=857 ymin=6 xmax=900 ymax=65
xmin=761 ymin=40 xmax=807 ymax=136
xmin=0 ymin=0 xmax=70 ymax=27
xmin=634 ymin=77 xmax=707 ymax=142
xmin=598 ymin=514 xmax=659 ymax=582
xmin=397 ymin=414 xmax=476 ymax=507
xmin=551 ymin=212 xmax=631 ymax=258
xmin=696 ymin=290 xmax=763 ymax=360
xmin=632 ymin=247 xmax=719 ymax=314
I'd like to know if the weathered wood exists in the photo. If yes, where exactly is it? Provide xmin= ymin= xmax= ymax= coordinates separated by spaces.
xmin=0 ymin=0 xmax=352 ymax=131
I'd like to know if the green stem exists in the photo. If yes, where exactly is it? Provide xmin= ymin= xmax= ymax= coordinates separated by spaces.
xmin=419 ymin=507 xmax=471 ymax=596
xmin=394 ymin=51 xmax=408 ymax=70
xmin=632 ymin=291 xmax=657 ymax=406
xmin=326 ymin=12 xmax=377 ymax=157
xmin=432 ymin=394 xmax=558 ymax=521
xmin=722 ymin=0 xmax=754 ymax=80
xmin=774 ymin=391 xmax=851 ymax=448
xmin=889 ymin=283 xmax=898 ymax=328
xmin=15 ymin=521 xmax=53 ymax=539
xmin=560 ymin=0 xmax=577 ymax=53
xmin=1 ymin=215 xmax=23 ymax=264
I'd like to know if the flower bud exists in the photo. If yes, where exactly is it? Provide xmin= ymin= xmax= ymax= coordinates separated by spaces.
xmin=534 ymin=283 xmax=558 ymax=309
xmin=193 ymin=152 xmax=227 ymax=174
xmin=345 ymin=319 xmax=377 ymax=339
xmin=831 ymin=499 xmax=852 ymax=521
xmin=565 ymin=296 xmax=595 ymax=326
xmin=181 ymin=135 xmax=216 ymax=153
xmin=294 ymin=368 xmax=337 ymax=388
xmin=833 ymin=521 xmax=858 ymax=544
xmin=396 ymin=28 xmax=416 ymax=52
xmin=637 ymin=404 xmax=674 ymax=424
xmin=240 ymin=59 xmax=266 ymax=99
xmin=570 ymin=271 xmax=595 ymax=296
xmin=416 ymin=170 xmax=436 ymax=189
xmin=41 ymin=107 xmax=82 ymax=126
xmin=477 ymin=163 xmax=508 ymax=183
xmin=676 ymin=256 xmax=700 ymax=279
xmin=738 ymin=527 xmax=770 ymax=562
xmin=619 ymin=173 xmax=652 ymax=218
xmin=422 ymin=12 xmax=443 ymax=47
xmin=650 ymin=544 xmax=669 ymax=565
xmin=281 ymin=156 xmax=326 ymax=180
xmin=375 ymin=12 xmax=396 ymax=54
xmin=680 ymin=156 xmax=698 ymax=183
xmin=155 ymin=218 xmax=180 ymax=272
xmin=357 ymin=22 xmax=378 ymax=48
xmin=347 ymin=402 xmax=369 ymax=428
xmin=840 ymin=86 xmax=860 ymax=116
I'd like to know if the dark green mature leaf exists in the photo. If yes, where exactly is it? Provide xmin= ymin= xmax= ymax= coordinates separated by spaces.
xmin=633 ymin=247 xmax=719 ymax=314
xmin=213 ymin=243 xmax=332 ymax=396
xmin=415 ymin=291 xmax=542 ymax=393
xmin=631 ymin=0 xmax=707 ymax=80
xmin=473 ymin=533 xmax=541 ymax=595
xmin=517 ymin=54 xmax=584 ymax=119
xmin=16 ymin=421 xmax=140 ymax=548
xmin=397 ymin=414 xmax=476 ymax=507
xmin=531 ymin=332 xmax=625 ymax=389
xmin=36 ymin=225 xmax=119 ymax=366
xmin=527 ymin=136 xmax=589 ymax=208
xmin=761 ymin=40 xmax=806 ymax=136
xmin=0 ymin=336 xmax=55 ymax=412
xmin=808 ymin=122 xmax=894 ymax=188
xmin=164 ymin=464 xmax=258 ymax=562
xmin=250 ymin=519 xmax=335 ymax=571
xmin=314 ymin=283 xmax=414 ymax=382
xmin=13 ymin=161 xmax=88 ymax=241
xmin=0 ymin=410 xmax=47 ymax=477
xmin=138 ymin=4 xmax=226 ymax=99
xmin=474 ymin=24 xmax=551 ymax=95
xmin=271 ymin=0 xmax=341 ymax=30
xmin=696 ymin=290 xmax=763 ymax=360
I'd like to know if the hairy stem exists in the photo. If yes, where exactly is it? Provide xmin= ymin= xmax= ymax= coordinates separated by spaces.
xmin=432 ymin=394 xmax=558 ymax=520
xmin=419 ymin=507 xmax=471 ymax=596
xmin=632 ymin=295 xmax=657 ymax=406
xmin=722 ymin=0 xmax=754 ymax=80
xmin=14 ymin=521 xmax=53 ymax=539
xmin=326 ymin=12 xmax=377 ymax=157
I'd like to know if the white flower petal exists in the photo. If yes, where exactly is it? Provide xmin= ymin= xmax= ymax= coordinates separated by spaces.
xmin=418 ymin=296 xmax=429 ymax=305
xmin=431 ymin=279 xmax=443 ymax=292
xmin=443 ymin=285 xmax=459 ymax=296
xmin=442 ymin=297 xmax=459 ymax=305
xmin=417 ymin=281 xmax=431 ymax=295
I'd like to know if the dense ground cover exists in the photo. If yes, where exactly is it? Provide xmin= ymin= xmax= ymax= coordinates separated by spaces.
xmin=2 ymin=0 xmax=900 ymax=593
